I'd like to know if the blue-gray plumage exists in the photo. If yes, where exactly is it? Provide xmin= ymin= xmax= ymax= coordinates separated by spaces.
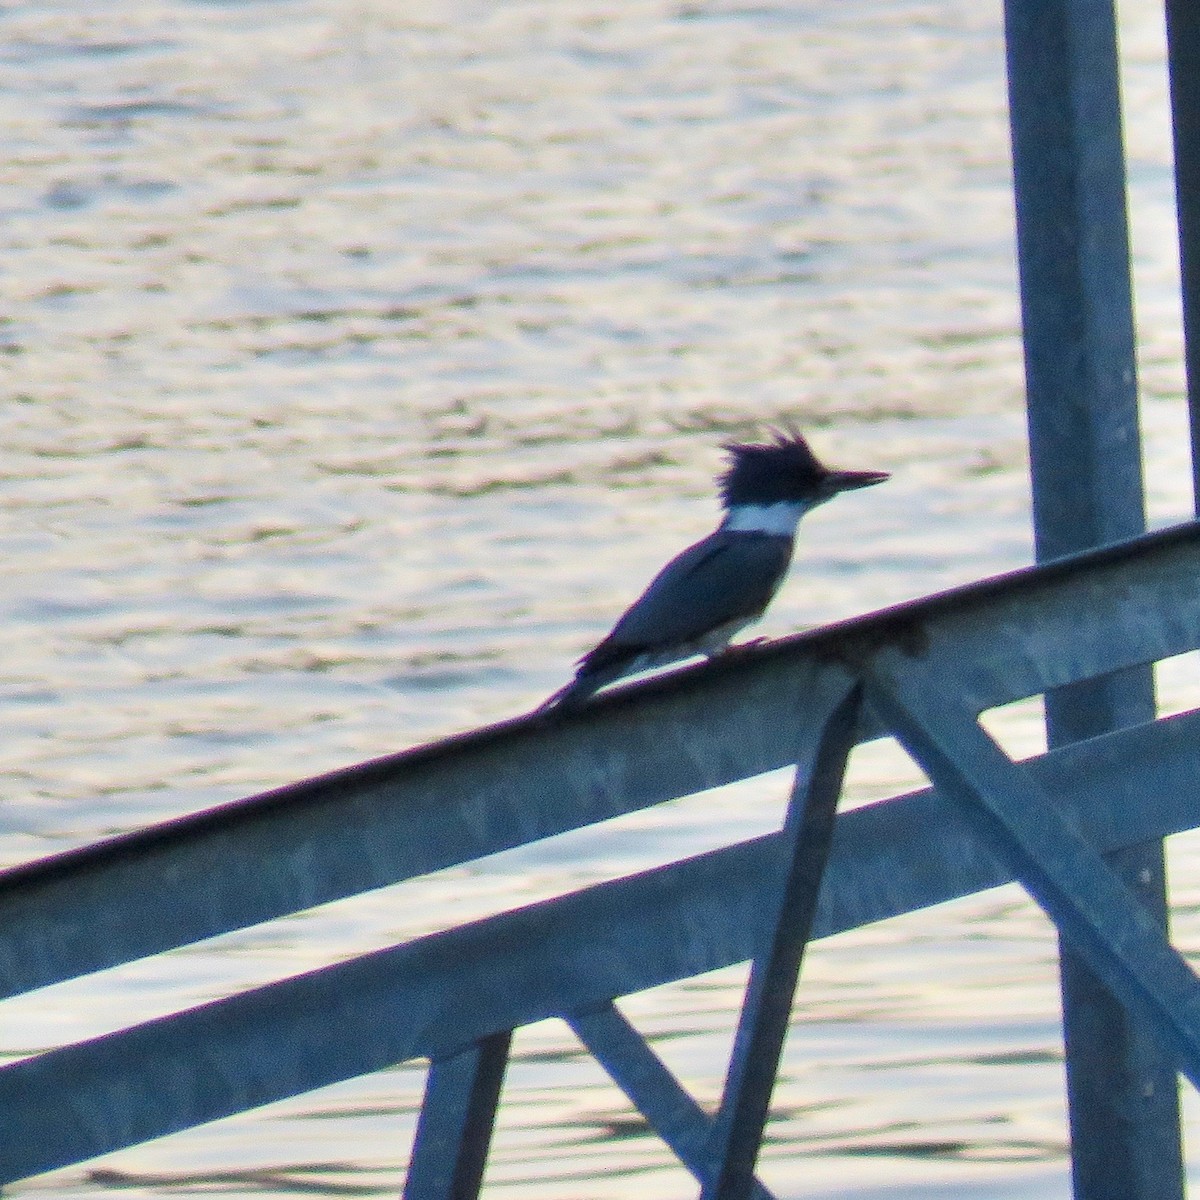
xmin=542 ymin=430 xmax=888 ymax=711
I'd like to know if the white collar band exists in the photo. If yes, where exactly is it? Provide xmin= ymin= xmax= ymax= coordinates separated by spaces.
xmin=721 ymin=501 xmax=808 ymax=536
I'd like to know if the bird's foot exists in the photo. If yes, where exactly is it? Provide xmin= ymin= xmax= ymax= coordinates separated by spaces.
xmin=706 ymin=637 xmax=767 ymax=661
xmin=729 ymin=637 xmax=768 ymax=654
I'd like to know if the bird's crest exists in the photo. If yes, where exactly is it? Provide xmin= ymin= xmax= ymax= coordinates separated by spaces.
xmin=718 ymin=427 xmax=825 ymax=507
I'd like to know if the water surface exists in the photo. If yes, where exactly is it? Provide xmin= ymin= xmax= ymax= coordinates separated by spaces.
xmin=1 ymin=1 xmax=1196 ymax=1196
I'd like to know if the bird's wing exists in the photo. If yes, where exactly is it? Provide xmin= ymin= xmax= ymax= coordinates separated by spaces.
xmin=580 ymin=531 xmax=793 ymax=672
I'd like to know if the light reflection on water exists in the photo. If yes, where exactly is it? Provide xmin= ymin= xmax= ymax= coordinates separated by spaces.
xmin=0 ymin=0 xmax=1196 ymax=1196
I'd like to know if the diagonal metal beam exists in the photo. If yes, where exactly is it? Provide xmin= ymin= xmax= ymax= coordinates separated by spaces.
xmin=403 ymin=1032 xmax=512 ymax=1200
xmin=6 ymin=703 xmax=1200 ymax=1183
xmin=701 ymin=687 xmax=861 ymax=1200
xmin=0 ymin=657 xmax=856 ymax=1001
xmin=863 ymin=656 xmax=1200 ymax=1089
xmin=568 ymin=1003 xmax=775 ymax=1200
xmin=5 ymin=524 xmax=1200 ymax=1001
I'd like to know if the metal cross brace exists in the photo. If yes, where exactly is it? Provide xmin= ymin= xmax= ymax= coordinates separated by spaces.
xmin=569 ymin=1002 xmax=776 ymax=1200
xmin=863 ymin=650 xmax=1200 ymax=1089
xmin=568 ymin=686 xmax=861 ymax=1200
xmin=700 ymin=684 xmax=862 ymax=1200
xmin=404 ymin=1031 xmax=512 ymax=1200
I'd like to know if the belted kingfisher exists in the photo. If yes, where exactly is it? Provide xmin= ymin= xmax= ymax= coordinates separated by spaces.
xmin=542 ymin=430 xmax=888 ymax=710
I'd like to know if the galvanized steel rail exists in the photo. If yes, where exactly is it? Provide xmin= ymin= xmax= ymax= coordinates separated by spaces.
xmin=5 ymin=520 xmax=1200 ymax=1196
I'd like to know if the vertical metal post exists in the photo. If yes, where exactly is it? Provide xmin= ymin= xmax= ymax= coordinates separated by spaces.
xmin=1166 ymin=0 xmax=1200 ymax=511
xmin=403 ymin=1032 xmax=512 ymax=1200
xmin=1002 ymin=3 xmax=1183 ymax=1198
xmin=700 ymin=687 xmax=860 ymax=1200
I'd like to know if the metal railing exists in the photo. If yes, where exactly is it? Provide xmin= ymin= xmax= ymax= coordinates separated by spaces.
xmin=5 ymin=519 xmax=1200 ymax=1197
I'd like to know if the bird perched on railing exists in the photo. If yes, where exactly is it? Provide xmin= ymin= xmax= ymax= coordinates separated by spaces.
xmin=540 ymin=429 xmax=889 ymax=711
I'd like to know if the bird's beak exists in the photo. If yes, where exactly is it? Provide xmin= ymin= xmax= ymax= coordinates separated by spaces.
xmin=823 ymin=468 xmax=890 ymax=496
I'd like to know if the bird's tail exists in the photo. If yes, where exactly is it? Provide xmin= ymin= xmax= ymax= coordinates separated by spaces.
xmin=536 ymin=651 xmax=639 ymax=713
